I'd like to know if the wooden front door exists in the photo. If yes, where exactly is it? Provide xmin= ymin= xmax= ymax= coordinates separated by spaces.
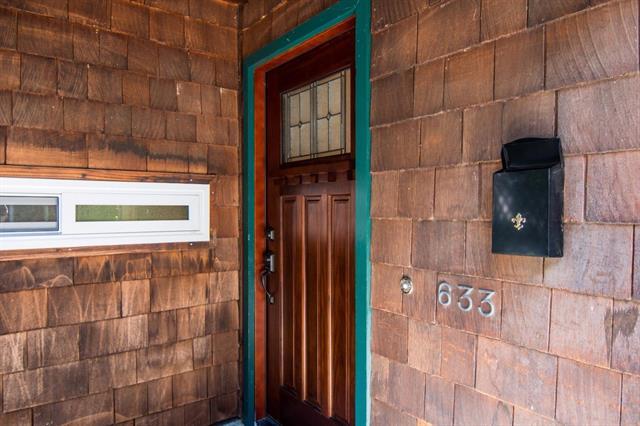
xmin=264 ymin=29 xmax=355 ymax=426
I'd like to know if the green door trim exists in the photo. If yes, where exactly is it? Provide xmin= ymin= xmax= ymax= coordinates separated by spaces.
xmin=241 ymin=1 xmax=371 ymax=425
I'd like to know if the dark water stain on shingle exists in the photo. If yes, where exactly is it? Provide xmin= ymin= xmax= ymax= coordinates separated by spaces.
xmin=605 ymin=307 xmax=613 ymax=361
xmin=613 ymin=305 xmax=639 ymax=339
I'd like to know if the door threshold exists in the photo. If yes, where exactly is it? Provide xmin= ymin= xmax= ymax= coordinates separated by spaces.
xmin=256 ymin=416 xmax=281 ymax=426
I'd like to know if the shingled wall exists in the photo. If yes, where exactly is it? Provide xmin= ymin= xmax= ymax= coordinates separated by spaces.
xmin=369 ymin=0 xmax=639 ymax=425
xmin=0 ymin=0 xmax=241 ymax=424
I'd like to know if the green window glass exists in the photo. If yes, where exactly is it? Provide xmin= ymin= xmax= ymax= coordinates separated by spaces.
xmin=76 ymin=205 xmax=189 ymax=222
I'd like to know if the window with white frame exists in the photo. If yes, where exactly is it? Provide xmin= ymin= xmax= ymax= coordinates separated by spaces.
xmin=0 ymin=178 xmax=210 ymax=250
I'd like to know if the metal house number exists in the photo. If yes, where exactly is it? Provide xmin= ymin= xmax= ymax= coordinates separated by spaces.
xmin=437 ymin=281 xmax=496 ymax=318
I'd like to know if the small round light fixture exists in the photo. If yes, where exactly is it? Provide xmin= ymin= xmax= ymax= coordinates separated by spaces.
xmin=400 ymin=275 xmax=413 ymax=295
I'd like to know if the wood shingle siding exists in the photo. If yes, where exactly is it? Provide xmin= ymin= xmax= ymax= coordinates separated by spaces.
xmin=0 ymin=0 xmax=241 ymax=422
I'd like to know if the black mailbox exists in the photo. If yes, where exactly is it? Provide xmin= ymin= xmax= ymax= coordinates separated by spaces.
xmin=492 ymin=137 xmax=563 ymax=257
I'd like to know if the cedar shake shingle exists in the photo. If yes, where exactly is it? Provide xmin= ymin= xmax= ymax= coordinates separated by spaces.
xmin=0 ymin=289 xmax=47 ymax=334
xmin=371 ymin=219 xmax=412 ymax=266
xmin=0 ymin=7 xmax=17 ymax=49
xmin=3 ymin=361 xmax=89 ymax=411
xmin=148 ymin=310 xmax=178 ymax=346
xmin=462 ymin=102 xmax=503 ymax=163
xmin=371 ymin=119 xmax=420 ymax=171
xmin=481 ymin=0 xmax=527 ymax=40
xmin=549 ymin=290 xmax=612 ymax=367
xmin=528 ymin=0 xmax=588 ymax=25
xmin=0 ymin=50 xmax=20 ymax=89
xmin=21 ymin=54 xmax=56 ymax=94
xmin=387 ymin=361 xmax=425 ymax=418
xmin=99 ymin=31 xmax=127 ymax=69
xmin=173 ymin=368 xmax=208 ymax=406
xmin=412 ymin=221 xmax=465 ymax=273
xmin=413 ymin=58 xmax=444 ymax=116
xmin=453 ymin=385 xmax=513 ymax=426
xmin=544 ymin=224 xmax=633 ymax=299
xmin=407 ymin=320 xmax=441 ymax=375
xmin=476 ymin=337 xmax=557 ymax=417
xmin=558 ymin=74 xmax=640 ymax=155
xmin=622 ymin=374 xmax=640 ymax=425
xmin=150 ymin=9 xmax=185 ymax=47
xmin=177 ymin=306 xmax=207 ymax=340
xmin=612 ymin=300 xmax=640 ymax=375
xmin=494 ymin=28 xmax=544 ymax=99
xmin=0 ymin=332 xmax=26 ymax=374
xmin=417 ymin=0 xmax=480 ymax=62
xmin=58 ymin=60 xmax=88 ymax=99
xmin=18 ymin=12 xmax=73 ymax=59
xmin=27 ymin=325 xmax=79 ymax=369
xmin=444 ymin=42 xmax=494 ymax=109
xmin=545 ymin=0 xmax=638 ymax=89
xmin=419 ymin=110 xmax=462 ymax=167
xmin=371 ymin=15 xmax=417 ymax=78
xmin=79 ymin=315 xmax=148 ymax=359
xmin=68 ymin=0 xmax=109 ymax=27
xmin=371 ymin=262 xmax=404 ymax=314
xmin=440 ymin=327 xmax=476 ymax=387
xmin=32 ymin=391 xmax=114 ymax=426
xmin=502 ymin=91 xmax=555 ymax=143
xmin=150 ymin=274 xmax=208 ymax=312
xmin=500 ymin=282 xmax=550 ymax=351
xmin=434 ymin=165 xmax=480 ymax=220
xmin=586 ymin=151 xmax=640 ymax=224
xmin=371 ymin=309 xmax=408 ymax=363
xmin=137 ymin=340 xmax=193 ymax=382
xmin=0 ymin=258 xmax=73 ymax=293
xmin=423 ymin=374 xmax=455 ymax=426
xmin=397 ymin=168 xmax=434 ymax=219
xmin=371 ymin=69 xmax=414 ymax=126
xmin=556 ymin=358 xmax=621 ymax=425
xmin=115 ymin=383 xmax=148 ymax=423
xmin=205 ymin=301 xmax=239 ymax=334
xmin=111 ymin=0 xmax=149 ymax=38
xmin=13 ymin=92 xmax=63 ymax=130
xmin=48 ymin=282 xmax=120 ymax=326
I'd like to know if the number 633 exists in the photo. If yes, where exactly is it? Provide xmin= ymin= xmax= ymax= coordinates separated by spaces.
xmin=437 ymin=281 xmax=496 ymax=318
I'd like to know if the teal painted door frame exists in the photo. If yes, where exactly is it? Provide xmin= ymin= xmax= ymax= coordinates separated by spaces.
xmin=241 ymin=1 xmax=371 ymax=425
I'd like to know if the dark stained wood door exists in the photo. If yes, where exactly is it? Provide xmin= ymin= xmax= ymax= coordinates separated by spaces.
xmin=264 ymin=28 xmax=355 ymax=426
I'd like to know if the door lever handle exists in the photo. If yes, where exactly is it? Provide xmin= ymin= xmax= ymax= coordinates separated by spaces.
xmin=260 ymin=269 xmax=275 ymax=304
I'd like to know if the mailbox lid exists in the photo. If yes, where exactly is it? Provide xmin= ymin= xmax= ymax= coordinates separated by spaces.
xmin=492 ymin=168 xmax=553 ymax=257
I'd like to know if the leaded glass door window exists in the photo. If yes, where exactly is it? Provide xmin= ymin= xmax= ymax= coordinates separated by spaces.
xmin=281 ymin=69 xmax=351 ymax=163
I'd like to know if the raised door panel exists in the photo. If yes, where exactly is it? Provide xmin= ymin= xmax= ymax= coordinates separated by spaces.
xmin=330 ymin=194 xmax=354 ymax=424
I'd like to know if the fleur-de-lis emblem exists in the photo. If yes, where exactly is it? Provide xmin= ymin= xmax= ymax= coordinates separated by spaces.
xmin=511 ymin=213 xmax=526 ymax=231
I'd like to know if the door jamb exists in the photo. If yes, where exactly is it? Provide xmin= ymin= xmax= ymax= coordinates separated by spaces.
xmin=241 ymin=1 xmax=371 ymax=425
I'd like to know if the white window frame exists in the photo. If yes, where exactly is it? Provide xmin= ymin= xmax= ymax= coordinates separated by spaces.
xmin=0 ymin=177 xmax=210 ymax=250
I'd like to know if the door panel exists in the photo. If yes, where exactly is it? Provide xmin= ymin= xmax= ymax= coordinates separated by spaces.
xmin=280 ymin=196 xmax=301 ymax=393
xmin=304 ymin=195 xmax=327 ymax=411
xmin=329 ymin=195 xmax=353 ymax=423
xmin=266 ymin=180 xmax=354 ymax=426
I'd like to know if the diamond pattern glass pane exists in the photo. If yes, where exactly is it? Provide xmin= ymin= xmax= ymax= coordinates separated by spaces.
xmin=281 ymin=69 xmax=351 ymax=163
